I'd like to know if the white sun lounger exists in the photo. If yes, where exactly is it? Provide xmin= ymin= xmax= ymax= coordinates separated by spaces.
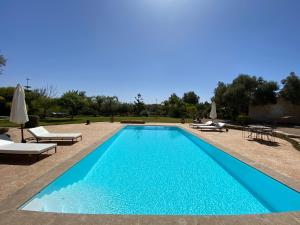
xmin=197 ymin=122 xmax=226 ymax=131
xmin=28 ymin=126 xmax=82 ymax=143
xmin=190 ymin=121 xmax=213 ymax=128
xmin=0 ymin=139 xmax=57 ymax=158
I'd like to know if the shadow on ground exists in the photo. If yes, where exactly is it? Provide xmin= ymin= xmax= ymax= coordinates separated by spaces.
xmin=247 ymin=138 xmax=280 ymax=147
xmin=26 ymin=140 xmax=78 ymax=146
xmin=0 ymin=154 xmax=52 ymax=165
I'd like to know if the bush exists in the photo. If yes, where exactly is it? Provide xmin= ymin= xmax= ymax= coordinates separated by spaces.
xmin=236 ymin=114 xmax=251 ymax=125
xmin=25 ymin=115 xmax=40 ymax=128
xmin=120 ymin=120 xmax=145 ymax=124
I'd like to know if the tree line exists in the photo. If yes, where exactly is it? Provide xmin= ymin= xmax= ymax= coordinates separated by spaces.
xmin=213 ymin=72 xmax=300 ymax=119
xmin=0 ymin=86 xmax=211 ymax=119
xmin=0 ymin=72 xmax=299 ymax=120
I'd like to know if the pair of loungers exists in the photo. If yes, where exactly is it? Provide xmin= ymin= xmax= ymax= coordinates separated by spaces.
xmin=190 ymin=121 xmax=226 ymax=131
xmin=0 ymin=126 xmax=82 ymax=159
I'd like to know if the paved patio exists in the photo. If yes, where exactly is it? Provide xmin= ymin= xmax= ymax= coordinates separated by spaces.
xmin=277 ymin=126 xmax=300 ymax=136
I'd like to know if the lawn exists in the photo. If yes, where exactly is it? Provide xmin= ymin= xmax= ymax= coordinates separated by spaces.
xmin=0 ymin=116 xmax=192 ymax=127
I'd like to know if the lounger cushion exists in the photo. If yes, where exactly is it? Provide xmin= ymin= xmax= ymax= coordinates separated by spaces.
xmin=0 ymin=139 xmax=14 ymax=146
xmin=28 ymin=127 xmax=49 ymax=136
xmin=28 ymin=126 xmax=82 ymax=140
xmin=191 ymin=121 xmax=213 ymax=127
xmin=0 ymin=143 xmax=57 ymax=154
xmin=217 ymin=122 xmax=225 ymax=127
xmin=198 ymin=123 xmax=225 ymax=129
xmin=198 ymin=125 xmax=218 ymax=129
xmin=34 ymin=133 xmax=82 ymax=139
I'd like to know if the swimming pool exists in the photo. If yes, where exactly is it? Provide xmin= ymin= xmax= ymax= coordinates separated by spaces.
xmin=21 ymin=126 xmax=300 ymax=215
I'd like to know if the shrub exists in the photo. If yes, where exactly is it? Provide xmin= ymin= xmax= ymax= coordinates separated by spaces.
xmin=120 ymin=120 xmax=145 ymax=124
xmin=181 ymin=118 xmax=185 ymax=124
xmin=25 ymin=115 xmax=40 ymax=128
xmin=236 ymin=114 xmax=251 ymax=125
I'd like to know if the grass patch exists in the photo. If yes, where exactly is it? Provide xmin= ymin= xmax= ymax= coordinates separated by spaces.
xmin=0 ymin=120 xmax=18 ymax=127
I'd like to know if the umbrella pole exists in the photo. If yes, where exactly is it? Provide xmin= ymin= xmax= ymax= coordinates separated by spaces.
xmin=21 ymin=124 xmax=26 ymax=143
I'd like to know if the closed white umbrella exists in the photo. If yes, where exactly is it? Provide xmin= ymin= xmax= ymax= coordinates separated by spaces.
xmin=209 ymin=101 xmax=217 ymax=121
xmin=10 ymin=84 xmax=29 ymax=143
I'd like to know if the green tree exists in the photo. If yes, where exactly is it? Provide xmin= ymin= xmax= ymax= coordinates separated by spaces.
xmin=213 ymin=74 xmax=278 ymax=119
xmin=228 ymin=75 xmax=258 ymax=115
xmin=146 ymin=103 xmax=162 ymax=116
xmin=165 ymin=93 xmax=185 ymax=118
xmin=186 ymin=105 xmax=198 ymax=119
xmin=214 ymin=80 xmax=244 ymax=118
xmin=251 ymin=78 xmax=278 ymax=105
xmin=118 ymin=103 xmax=134 ymax=116
xmin=80 ymin=97 xmax=97 ymax=115
xmin=182 ymin=91 xmax=199 ymax=105
xmin=280 ymin=72 xmax=300 ymax=104
xmin=33 ymin=97 xmax=55 ymax=118
xmin=92 ymin=95 xmax=106 ymax=115
xmin=33 ymin=86 xmax=58 ymax=118
xmin=59 ymin=91 xmax=86 ymax=119
xmin=168 ymin=93 xmax=181 ymax=105
xmin=133 ymin=93 xmax=145 ymax=116
xmin=0 ymin=87 xmax=14 ymax=115
xmin=25 ymin=89 xmax=44 ymax=115
xmin=0 ymin=54 xmax=6 ymax=74
xmin=213 ymin=82 xmax=228 ymax=107
xmin=197 ymin=101 xmax=211 ymax=118
xmin=223 ymin=81 xmax=253 ymax=116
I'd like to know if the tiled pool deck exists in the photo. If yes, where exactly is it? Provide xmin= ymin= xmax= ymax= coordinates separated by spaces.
xmin=0 ymin=122 xmax=300 ymax=225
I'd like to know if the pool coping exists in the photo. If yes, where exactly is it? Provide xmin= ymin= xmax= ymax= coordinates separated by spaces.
xmin=0 ymin=124 xmax=299 ymax=225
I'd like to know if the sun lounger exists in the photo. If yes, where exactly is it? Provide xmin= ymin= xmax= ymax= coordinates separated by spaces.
xmin=190 ymin=121 xmax=213 ymax=128
xmin=0 ymin=139 xmax=57 ymax=158
xmin=28 ymin=126 xmax=82 ymax=143
xmin=197 ymin=122 xmax=226 ymax=131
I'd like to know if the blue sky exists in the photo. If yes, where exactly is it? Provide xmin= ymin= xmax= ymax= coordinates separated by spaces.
xmin=1 ymin=0 xmax=300 ymax=103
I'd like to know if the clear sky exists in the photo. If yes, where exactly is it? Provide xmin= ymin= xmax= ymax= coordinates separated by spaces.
xmin=1 ymin=0 xmax=300 ymax=103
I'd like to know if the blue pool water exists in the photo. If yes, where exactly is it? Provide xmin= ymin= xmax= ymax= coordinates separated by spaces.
xmin=21 ymin=126 xmax=300 ymax=215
